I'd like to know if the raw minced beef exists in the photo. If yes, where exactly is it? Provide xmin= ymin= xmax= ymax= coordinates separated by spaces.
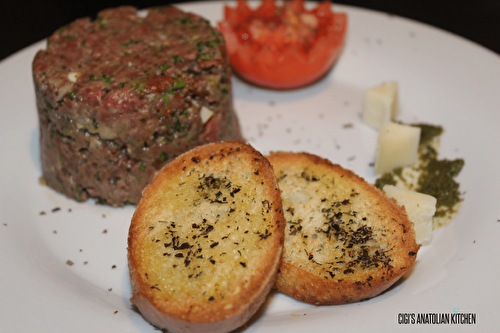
xmin=32 ymin=6 xmax=242 ymax=206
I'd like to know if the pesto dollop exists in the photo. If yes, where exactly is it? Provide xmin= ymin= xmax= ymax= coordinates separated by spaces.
xmin=416 ymin=145 xmax=464 ymax=217
xmin=375 ymin=123 xmax=464 ymax=225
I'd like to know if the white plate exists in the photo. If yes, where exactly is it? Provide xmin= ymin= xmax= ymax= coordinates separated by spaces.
xmin=1 ymin=1 xmax=499 ymax=332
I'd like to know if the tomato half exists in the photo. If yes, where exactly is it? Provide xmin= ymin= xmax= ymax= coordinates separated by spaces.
xmin=218 ymin=0 xmax=347 ymax=89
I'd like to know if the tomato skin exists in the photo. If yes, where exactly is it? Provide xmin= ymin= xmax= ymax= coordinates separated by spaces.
xmin=218 ymin=0 xmax=347 ymax=89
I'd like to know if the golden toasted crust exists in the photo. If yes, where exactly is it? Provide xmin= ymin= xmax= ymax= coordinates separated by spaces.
xmin=266 ymin=151 xmax=420 ymax=305
xmin=128 ymin=141 xmax=285 ymax=333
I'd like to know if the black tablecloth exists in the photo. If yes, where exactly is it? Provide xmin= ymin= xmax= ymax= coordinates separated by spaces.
xmin=2 ymin=0 xmax=499 ymax=61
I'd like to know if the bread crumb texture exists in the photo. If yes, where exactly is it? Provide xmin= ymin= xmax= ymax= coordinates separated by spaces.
xmin=267 ymin=151 xmax=419 ymax=305
xmin=128 ymin=141 xmax=284 ymax=332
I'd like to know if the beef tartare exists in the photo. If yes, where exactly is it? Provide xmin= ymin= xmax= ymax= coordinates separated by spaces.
xmin=32 ymin=6 xmax=242 ymax=206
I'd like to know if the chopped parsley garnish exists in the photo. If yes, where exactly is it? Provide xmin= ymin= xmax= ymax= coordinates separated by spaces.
xmin=172 ymin=55 xmax=184 ymax=64
xmin=120 ymin=39 xmax=140 ymax=48
xmin=173 ymin=79 xmax=186 ymax=89
xmin=161 ymin=94 xmax=170 ymax=104
xmin=197 ymin=53 xmax=211 ymax=60
xmin=101 ymin=74 xmax=113 ymax=85
xmin=177 ymin=17 xmax=193 ymax=24
xmin=160 ymin=152 xmax=169 ymax=161
xmin=156 ymin=64 xmax=171 ymax=73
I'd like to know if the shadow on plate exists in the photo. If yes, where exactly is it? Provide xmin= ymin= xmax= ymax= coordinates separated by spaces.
xmin=30 ymin=126 xmax=41 ymax=173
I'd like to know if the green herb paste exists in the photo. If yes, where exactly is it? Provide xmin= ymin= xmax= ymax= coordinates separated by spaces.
xmin=375 ymin=123 xmax=464 ymax=221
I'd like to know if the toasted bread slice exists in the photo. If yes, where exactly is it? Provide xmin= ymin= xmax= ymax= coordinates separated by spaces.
xmin=266 ymin=151 xmax=420 ymax=305
xmin=128 ymin=141 xmax=285 ymax=333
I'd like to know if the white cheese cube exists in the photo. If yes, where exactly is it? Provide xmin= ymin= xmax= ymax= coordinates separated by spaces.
xmin=383 ymin=185 xmax=437 ymax=245
xmin=374 ymin=121 xmax=420 ymax=175
xmin=363 ymin=81 xmax=399 ymax=129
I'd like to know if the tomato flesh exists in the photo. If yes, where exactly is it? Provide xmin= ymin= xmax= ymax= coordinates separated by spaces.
xmin=218 ymin=0 xmax=347 ymax=89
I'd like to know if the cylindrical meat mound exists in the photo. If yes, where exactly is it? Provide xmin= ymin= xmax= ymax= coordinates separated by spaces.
xmin=32 ymin=6 xmax=242 ymax=206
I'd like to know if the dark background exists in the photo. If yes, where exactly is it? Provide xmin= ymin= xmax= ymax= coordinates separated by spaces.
xmin=1 ymin=0 xmax=500 ymax=61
